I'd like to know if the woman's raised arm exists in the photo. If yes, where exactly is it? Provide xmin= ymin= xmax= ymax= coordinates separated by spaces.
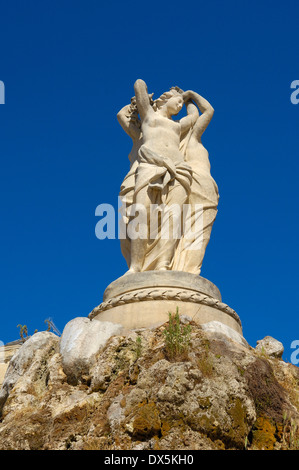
xmin=183 ymin=90 xmax=214 ymax=138
xmin=134 ymin=79 xmax=152 ymax=120
xmin=179 ymin=96 xmax=199 ymax=135
xmin=117 ymin=103 xmax=140 ymax=141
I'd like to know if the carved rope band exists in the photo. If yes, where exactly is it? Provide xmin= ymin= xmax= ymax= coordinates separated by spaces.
xmin=89 ymin=288 xmax=241 ymax=327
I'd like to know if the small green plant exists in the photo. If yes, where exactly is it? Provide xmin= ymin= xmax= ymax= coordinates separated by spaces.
xmin=163 ymin=308 xmax=192 ymax=360
xmin=135 ymin=336 xmax=142 ymax=359
xmin=196 ymin=338 xmax=214 ymax=377
xmin=198 ymin=354 xmax=214 ymax=377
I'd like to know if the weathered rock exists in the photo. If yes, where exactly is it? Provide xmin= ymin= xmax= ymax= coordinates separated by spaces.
xmin=0 ymin=331 xmax=59 ymax=415
xmin=0 ymin=340 xmax=24 ymax=388
xmin=255 ymin=336 xmax=284 ymax=358
xmin=201 ymin=320 xmax=249 ymax=348
xmin=59 ymin=317 xmax=123 ymax=383
xmin=0 ymin=322 xmax=298 ymax=450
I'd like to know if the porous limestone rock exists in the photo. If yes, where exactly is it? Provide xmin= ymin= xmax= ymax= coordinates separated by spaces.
xmin=59 ymin=317 xmax=123 ymax=383
xmin=0 ymin=331 xmax=59 ymax=415
xmin=0 ymin=341 xmax=24 ymax=388
xmin=255 ymin=336 xmax=284 ymax=358
xmin=0 ymin=322 xmax=298 ymax=450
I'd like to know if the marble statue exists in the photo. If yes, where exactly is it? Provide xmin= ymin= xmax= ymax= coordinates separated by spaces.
xmin=90 ymin=82 xmax=242 ymax=335
xmin=117 ymin=79 xmax=219 ymax=276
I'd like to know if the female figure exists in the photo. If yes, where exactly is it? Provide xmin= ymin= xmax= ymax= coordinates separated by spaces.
xmin=172 ymin=90 xmax=219 ymax=274
xmin=117 ymin=97 xmax=143 ymax=266
xmin=127 ymin=79 xmax=197 ymax=273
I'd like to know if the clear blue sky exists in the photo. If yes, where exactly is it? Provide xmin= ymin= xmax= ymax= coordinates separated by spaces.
xmin=0 ymin=1 xmax=298 ymax=362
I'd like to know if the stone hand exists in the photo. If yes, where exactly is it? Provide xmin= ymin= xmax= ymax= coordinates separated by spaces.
xmin=182 ymin=90 xmax=193 ymax=102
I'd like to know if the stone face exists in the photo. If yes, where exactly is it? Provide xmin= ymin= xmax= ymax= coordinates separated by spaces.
xmin=255 ymin=336 xmax=284 ymax=358
xmin=0 ymin=322 xmax=298 ymax=450
xmin=59 ymin=317 xmax=123 ymax=383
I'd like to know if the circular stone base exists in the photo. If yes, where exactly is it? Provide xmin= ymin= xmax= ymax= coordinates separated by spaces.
xmin=89 ymin=271 xmax=242 ymax=335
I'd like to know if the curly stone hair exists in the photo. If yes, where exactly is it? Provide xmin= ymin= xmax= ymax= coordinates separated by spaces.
xmin=126 ymin=93 xmax=155 ymax=129
xmin=152 ymin=86 xmax=183 ymax=111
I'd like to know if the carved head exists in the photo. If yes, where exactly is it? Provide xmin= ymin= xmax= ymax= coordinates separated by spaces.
xmin=153 ymin=88 xmax=184 ymax=115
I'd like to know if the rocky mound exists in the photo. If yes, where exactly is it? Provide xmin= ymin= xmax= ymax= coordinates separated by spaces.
xmin=0 ymin=318 xmax=298 ymax=450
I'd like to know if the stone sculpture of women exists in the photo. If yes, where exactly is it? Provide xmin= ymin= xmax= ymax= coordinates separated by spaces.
xmin=117 ymin=79 xmax=218 ymax=276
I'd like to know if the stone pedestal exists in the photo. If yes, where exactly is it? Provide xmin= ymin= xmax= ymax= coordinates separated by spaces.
xmin=89 ymin=271 xmax=242 ymax=335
